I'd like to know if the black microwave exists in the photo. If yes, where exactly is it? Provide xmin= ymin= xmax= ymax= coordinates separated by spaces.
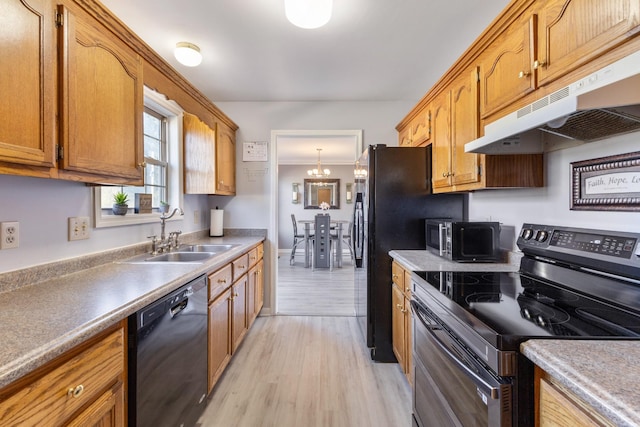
xmin=425 ymin=219 xmax=501 ymax=262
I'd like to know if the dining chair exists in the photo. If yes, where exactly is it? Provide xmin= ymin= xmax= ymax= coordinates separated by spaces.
xmin=313 ymin=214 xmax=333 ymax=270
xmin=290 ymin=214 xmax=312 ymax=265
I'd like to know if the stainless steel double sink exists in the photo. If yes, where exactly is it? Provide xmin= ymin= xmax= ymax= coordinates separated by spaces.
xmin=120 ymin=244 xmax=238 ymax=264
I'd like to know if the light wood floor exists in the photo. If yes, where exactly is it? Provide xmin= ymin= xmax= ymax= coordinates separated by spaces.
xmin=198 ymin=316 xmax=412 ymax=427
xmin=276 ymin=249 xmax=356 ymax=316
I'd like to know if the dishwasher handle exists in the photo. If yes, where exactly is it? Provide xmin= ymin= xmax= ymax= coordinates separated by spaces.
xmin=170 ymin=299 xmax=188 ymax=318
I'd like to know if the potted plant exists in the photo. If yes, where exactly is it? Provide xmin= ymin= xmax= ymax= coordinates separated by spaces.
xmin=112 ymin=191 xmax=129 ymax=216
xmin=159 ymin=200 xmax=170 ymax=214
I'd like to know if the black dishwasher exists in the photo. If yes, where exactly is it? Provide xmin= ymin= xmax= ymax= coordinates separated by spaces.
xmin=128 ymin=274 xmax=208 ymax=427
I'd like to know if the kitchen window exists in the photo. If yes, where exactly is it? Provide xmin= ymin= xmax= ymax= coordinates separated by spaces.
xmin=93 ymin=87 xmax=184 ymax=228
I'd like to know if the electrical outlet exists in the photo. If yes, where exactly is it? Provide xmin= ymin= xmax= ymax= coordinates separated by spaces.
xmin=194 ymin=210 xmax=200 ymax=225
xmin=68 ymin=217 xmax=90 ymax=241
xmin=0 ymin=222 xmax=19 ymax=249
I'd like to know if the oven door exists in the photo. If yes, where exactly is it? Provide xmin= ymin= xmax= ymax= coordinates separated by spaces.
xmin=411 ymin=299 xmax=513 ymax=427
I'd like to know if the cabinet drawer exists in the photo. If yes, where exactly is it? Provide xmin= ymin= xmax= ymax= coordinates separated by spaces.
xmin=0 ymin=327 xmax=124 ymax=426
xmin=391 ymin=261 xmax=405 ymax=289
xmin=232 ymin=253 xmax=250 ymax=282
xmin=256 ymin=243 xmax=264 ymax=260
xmin=209 ymin=263 xmax=232 ymax=301
xmin=248 ymin=247 xmax=259 ymax=268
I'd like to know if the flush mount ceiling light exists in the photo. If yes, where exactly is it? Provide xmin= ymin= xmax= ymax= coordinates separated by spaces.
xmin=285 ymin=0 xmax=333 ymax=29
xmin=307 ymin=148 xmax=331 ymax=177
xmin=174 ymin=42 xmax=202 ymax=67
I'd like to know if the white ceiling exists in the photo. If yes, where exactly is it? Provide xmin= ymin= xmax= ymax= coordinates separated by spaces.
xmin=100 ymin=0 xmax=510 ymax=162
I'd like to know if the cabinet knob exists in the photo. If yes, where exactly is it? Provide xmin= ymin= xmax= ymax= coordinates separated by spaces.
xmin=67 ymin=384 xmax=84 ymax=398
xmin=137 ymin=161 xmax=147 ymax=168
xmin=217 ymin=278 xmax=227 ymax=284
xmin=397 ymin=304 xmax=403 ymax=309
xmin=533 ymin=60 xmax=546 ymax=70
xmin=518 ymin=70 xmax=531 ymax=79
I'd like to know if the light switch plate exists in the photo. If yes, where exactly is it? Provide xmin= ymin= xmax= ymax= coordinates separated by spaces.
xmin=68 ymin=217 xmax=90 ymax=241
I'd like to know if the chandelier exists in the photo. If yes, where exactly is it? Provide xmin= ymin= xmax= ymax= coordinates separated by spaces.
xmin=307 ymin=148 xmax=331 ymax=177
xmin=354 ymin=161 xmax=367 ymax=179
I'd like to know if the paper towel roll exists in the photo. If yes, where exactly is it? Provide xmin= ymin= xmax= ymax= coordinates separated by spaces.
xmin=210 ymin=209 xmax=224 ymax=236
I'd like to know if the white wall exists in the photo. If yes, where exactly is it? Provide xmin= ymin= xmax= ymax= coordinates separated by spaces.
xmin=0 ymin=173 xmax=210 ymax=273
xmin=208 ymin=101 xmax=413 ymax=229
xmin=469 ymin=132 xmax=640 ymax=251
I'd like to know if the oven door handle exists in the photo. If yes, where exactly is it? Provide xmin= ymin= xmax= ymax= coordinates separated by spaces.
xmin=411 ymin=301 xmax=502 ymax=400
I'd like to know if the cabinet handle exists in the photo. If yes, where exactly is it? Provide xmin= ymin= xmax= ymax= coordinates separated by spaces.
xmin=397 ymin=304 xmax=403 ymax=309
xmin=217 ymin=278 xmax=227 ymax=284
xmin=533 ymin=60 xmax=546 ymax=69
xmin=234 ymin=292 xmax=239 ymax=297
xmin=67 ymin=384 xmax=84 ymax=398
xmin=518 ymin=70 xmax=530 ymax=79
xmin=401 ymin=308 xmax=408 ymax=313
xmin=392 ymin=274 xmax=398 ymax=279
xmin=137 ymin=161 xmax=146 ymax=168
xmin=238 ymin=265 xmax=245 ymax=269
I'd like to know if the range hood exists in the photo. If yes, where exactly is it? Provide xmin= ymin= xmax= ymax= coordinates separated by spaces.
xmin=465 ymin=49 xmax=640 ymax=154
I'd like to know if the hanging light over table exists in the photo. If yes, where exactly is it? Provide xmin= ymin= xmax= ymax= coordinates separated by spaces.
xmin=307 ymin=148 xmax=331 ymax=178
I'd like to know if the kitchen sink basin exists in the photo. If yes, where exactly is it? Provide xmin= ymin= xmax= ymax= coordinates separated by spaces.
xmin=179 ymin=244 xmax=238 ymax=253
xmin=120 ymin=251 xmax=216 ymax=264
xmin=146 ymin=252 xmax=215 ymax=262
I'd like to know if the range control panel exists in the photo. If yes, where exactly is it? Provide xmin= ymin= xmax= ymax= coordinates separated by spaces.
xmin=518 ymin=223 xmax=640 ymax=260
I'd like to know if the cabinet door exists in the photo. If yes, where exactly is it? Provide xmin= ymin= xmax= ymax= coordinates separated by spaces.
xmin=247 ymin=264 xmax=257 ymax=327
xmin=0 ymin=0 xmax=56 ymax=168
xmin=216 ymin=122 xmax=236 ymax=195
xmin=208 ymin=288 xmax=232 ymax=393
xmin=398 ymin=126 xmax=412 ymax=147
xmin=431 ymin=91 xmax=452 ymax=190
xmin=66 ymin=382 xmax=125 ymax=427
xmin=391 ymin=283 xmax=406 ymax=372
xmin=58 ymin=5 xmax=143 ymax=183
xmin=450 ymin=69 xmax=481 ymax=187
xmin=184 ymin=112 xmax=216 ymax=194
xmin=538 ymin=0 xmax=640 ymax=87
xmin=411 ymin=108 xmax=431 ymax=147
xmin=256 ymin=259 xmax=264 ymax=315
xmin=231 ymin=275 xmax=248 ymax=353
xmin=480 ymin=16 xmax=536 ymax=118
xmin=538 ymin=377 xmax=606 ymax=427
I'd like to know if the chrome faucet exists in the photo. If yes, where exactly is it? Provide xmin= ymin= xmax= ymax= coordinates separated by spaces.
xmin=160 ymin=208 xmax=184 ymax=241
xmin=148 ymin=208 xmax=184 ymax=254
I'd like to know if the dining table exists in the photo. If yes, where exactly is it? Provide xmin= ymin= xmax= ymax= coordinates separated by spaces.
xmin=298 ymin=218 xmax=350 ymax=268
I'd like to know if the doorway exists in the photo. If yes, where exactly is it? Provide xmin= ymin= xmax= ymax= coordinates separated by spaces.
xmin=269 ymin=130 xmax=363 ymax=315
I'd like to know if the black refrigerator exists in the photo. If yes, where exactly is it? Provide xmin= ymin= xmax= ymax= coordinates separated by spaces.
xmin=353 ymin=144 xmax=467 ymax=362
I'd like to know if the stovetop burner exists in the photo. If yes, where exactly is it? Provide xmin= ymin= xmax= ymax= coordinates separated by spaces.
xmin=413 ymin=268 xmax=640 ymax=350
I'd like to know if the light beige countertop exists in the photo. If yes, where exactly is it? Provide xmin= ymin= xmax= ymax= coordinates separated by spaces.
xmin=0 ymin=232 xmax=264 ymax=389
xmin=522 ymin=340 xmax=640 ymax=427
xmin=389 ymin=249 xmax=521 ymax=272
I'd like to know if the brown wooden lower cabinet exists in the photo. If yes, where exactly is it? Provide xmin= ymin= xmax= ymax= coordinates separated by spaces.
xmin=207 ymin=242 xmax=265 ymax=393
xmin=536 ymin=367 xmax=615 ymax=427
xmin=391 ymin=261 xmax=412 ymax=386
xmin=0 ymin=322 xmax=126 ymax=427
xmin=208 ymin=287 xmax=233 ymax=393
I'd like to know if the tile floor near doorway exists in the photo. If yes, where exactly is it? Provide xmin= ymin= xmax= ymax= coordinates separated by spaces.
xmin=198 ymin=316 xmax=412 ymax=427
xmin=277 ymin=251 xmax=356 ymax=316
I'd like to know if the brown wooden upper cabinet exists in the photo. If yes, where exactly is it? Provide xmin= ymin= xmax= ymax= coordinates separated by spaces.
xmin=398 ymin=107 xmax=431 ymax=147
xmin=183 ymin=112 xmax=236 ymax=195
xmin=0 ymin=0 xmax=144 ymax=185
xmin=479 ymin=15 xmax=537 ymax=119
xmin=216 ymin=122 xmax=236 ymax=195
xmin=480 ymin=0 xmax=640 ymax=120
xmin=0 ymin=0 xmax=56 ymax=170
xmin=432 ymin=68 xmax=481 ymax=192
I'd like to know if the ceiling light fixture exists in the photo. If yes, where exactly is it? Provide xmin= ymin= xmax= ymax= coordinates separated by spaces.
xmin=285 ymin=0 xmax=333 ymax=29
xmin=307 ymin=148 xmax=331 ymax=177
xmin=174 ymin=42 xmax=202 ymax=67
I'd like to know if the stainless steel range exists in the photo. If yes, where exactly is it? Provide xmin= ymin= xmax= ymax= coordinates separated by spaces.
xmin=410 ymin=223 xmax=640 ymax=427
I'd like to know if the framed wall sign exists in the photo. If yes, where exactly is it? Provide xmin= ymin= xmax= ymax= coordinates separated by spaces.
xmin=570 ymin=151 xmax=640 ymax=211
